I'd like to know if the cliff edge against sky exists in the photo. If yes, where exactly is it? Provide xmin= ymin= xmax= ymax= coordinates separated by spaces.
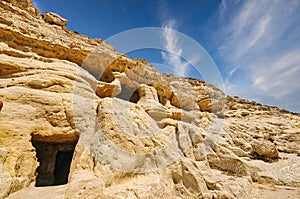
xmin=0 ymin=0 xmax=299 ymax=198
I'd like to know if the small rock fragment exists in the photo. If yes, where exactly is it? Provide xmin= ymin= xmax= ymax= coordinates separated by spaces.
xmin=44 ymin=12 xmax=68 ymax=27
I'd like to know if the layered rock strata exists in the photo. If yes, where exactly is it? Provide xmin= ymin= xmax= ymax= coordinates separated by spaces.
xmin=0 ymin=1 xmax=299 ymax=198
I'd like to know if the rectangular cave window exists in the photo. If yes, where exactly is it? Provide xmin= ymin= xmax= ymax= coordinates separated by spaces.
xmin=54 ymin=151 xmax=74 ymax=185
xmin=32 ymin=140 xmax=77 ymax=187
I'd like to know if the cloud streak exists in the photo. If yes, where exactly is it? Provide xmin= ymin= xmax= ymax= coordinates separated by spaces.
xmin=214 ymin=0 xmax=300 ymax=112
xmin=161 ymin=20 xmax=188 ymax=76
xmin=253 ymin=50 xmax=300 ymax=99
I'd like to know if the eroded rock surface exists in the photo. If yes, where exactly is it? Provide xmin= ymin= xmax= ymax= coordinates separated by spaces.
xmin=0 ymin=1 xmax=299 ymax=199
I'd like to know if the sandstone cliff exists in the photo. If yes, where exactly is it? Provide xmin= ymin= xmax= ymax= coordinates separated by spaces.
xmin=0 ymin=1 xmax=299 ymax=198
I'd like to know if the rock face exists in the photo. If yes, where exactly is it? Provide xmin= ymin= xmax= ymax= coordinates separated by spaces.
xmin=0 ymin=1 xmax=300 ymax=199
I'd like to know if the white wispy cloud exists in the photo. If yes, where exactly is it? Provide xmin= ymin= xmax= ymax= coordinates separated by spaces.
xmin=161 ymin=20 xmax=188 ymax=76
xmin=228 ymin=65 xmax=240 ymax=77
xmin=214 ymin=0 xmax=300 ymax=112
xmin=252 ymin=50 xmax=300 ymax=99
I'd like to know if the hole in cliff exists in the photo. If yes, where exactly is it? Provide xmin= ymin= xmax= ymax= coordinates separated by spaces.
xmin=116 ymin=85 xmax=140 ymax=103
xmin=100 ymin=69 xmax=115 ymax=83
xmin=32 ymin=138 xmax=78 ymax=187
xmin=157 ymin=94 xmax=167 ymax=106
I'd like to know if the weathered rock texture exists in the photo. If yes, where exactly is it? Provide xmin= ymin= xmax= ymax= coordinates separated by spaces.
xmin=0 ymin=1 xmax=299 ymax=199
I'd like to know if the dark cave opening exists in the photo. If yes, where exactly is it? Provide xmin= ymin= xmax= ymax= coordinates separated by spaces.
xmin=53 ymin=151 xmax=74 ymax=185
xmin=116 ymin=85 xmax=140 ymax=103
xmin=32 ymin=140 xmax=77 ymax=187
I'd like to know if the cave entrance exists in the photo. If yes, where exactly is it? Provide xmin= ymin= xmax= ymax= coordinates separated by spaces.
xmin=116 ymin=85 xmax=140 ymax=103
xmin=54 ymin=151 xmax=74 ymax=185
xmin=32 ymin=139 xmax=77 ymax=187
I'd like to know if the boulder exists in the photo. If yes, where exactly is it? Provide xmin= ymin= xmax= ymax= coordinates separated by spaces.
xmin=95 ymin=79 xmax=121 ymax=98
xmin=44 ymin=12 xmax=68 ymax=27
xmin=198 ymin=97 xmax=224 ymax=112
xmin=251 ymin=139 xmax=279 ymax=161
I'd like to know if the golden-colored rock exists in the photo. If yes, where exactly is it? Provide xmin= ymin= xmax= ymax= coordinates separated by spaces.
xmin=0 ymin=1 xmax=300 ymax=199
xmin=251 ymin=139 xmax=279 ymax=161
xmin=95 ymin=79 xmax=121 ymax=98
xmin=198 ymin=97 xmax=224 ymax=112
xmin=43 ymin=12 xmax=68 ymax=27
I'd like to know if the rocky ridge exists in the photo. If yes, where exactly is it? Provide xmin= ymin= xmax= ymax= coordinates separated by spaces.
xmin=0 ymin=1 xmax=299 ymax=198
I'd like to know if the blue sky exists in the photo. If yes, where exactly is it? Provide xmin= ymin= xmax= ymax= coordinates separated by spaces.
xmin=33 ymin=0 xmax=300 ymax=113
